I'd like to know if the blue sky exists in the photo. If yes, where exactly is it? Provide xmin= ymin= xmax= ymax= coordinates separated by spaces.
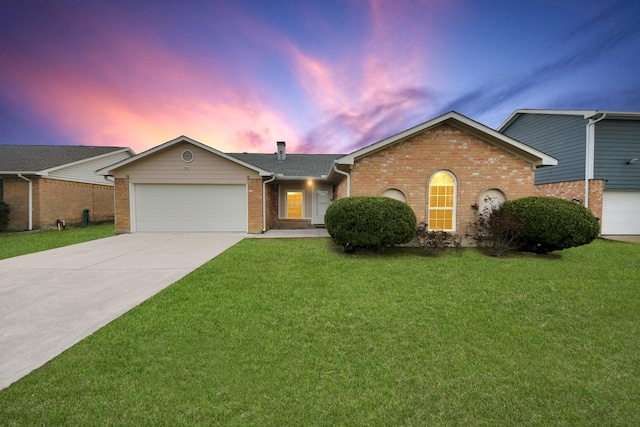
xmin=1 ymin=0 xmax=638 ymax=154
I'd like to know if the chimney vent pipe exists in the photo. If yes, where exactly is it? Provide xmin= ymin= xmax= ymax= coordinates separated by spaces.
xmin=277 ymin=141 xmax=286 ymax=160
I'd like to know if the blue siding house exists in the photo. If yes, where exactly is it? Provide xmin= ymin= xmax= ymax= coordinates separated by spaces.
xmin=499 ymin=110 xmax=640 ymax=235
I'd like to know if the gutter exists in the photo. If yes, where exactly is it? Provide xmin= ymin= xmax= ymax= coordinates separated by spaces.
xmin=17 ymin=174 xmax=33 ymax=231
xmin=333 ymin=162 xmax=351 ymax=197
xmin=262 ymin=174 xmax=276 ymax=232
xmin=584 ymin=112 xmax=606 ymax=208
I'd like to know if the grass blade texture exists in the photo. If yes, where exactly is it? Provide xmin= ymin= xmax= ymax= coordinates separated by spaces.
xmin=1 ymin=238 xmax=638 ymax=426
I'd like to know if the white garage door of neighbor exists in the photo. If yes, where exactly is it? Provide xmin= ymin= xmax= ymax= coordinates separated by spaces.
xmin=601 ymin=191 xmax=640 ymax=235
xmin=134 ymin=184 xmax=247 ymax=232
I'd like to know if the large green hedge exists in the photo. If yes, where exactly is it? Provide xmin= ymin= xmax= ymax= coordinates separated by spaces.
xmin=500 ymin=196 xmax=599 ymax=254
xmin=325 ymin=196 xmax=417 ymax=250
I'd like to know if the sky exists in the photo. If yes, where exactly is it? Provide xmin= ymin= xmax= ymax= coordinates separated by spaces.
xmin=1 ymin=0 xmax=639 ymax=155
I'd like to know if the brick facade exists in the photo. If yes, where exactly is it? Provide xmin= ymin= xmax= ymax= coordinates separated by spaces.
xmin=535 ymin=179 xmax=605 ymax=225
xmin=264 ymin=183 xmax=278 ymax=231
xmin=114 ymin=178 xmax=131 ymax=234
xmin=2 ymin=177 xmax=114 ymax=231
xmin=343 ymin=124 xmax=537 ymax=235
xmin=247 ymin=178 xmax=264 ymax=234
xmin=3 ymin=177 xmax=31 ymax=230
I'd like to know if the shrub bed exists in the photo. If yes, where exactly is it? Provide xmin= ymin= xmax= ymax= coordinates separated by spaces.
xmin=325 ymin=196 xmax=416 ymax=250
xmin=500 ymin=196 xmax=599 ymax=254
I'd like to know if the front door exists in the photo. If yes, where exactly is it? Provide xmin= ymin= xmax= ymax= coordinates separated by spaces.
xmin=312 ymin=186 xmax=332 ymax=225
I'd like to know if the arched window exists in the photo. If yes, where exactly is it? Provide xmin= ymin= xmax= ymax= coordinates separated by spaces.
xmin=381 ymin=188 xmax=406 ymax=203
xmin=429 ymin=171 xmax=456 ymax=231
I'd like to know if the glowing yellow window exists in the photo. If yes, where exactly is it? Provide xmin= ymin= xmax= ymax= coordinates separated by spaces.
xmin=287 ymin=191 xmax=303 ymax=219
xmin=428 ymin=171 xmax=455 ymax=231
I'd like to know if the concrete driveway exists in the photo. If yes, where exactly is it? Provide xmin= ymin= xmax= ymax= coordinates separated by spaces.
xmin=0 ymin=232 xmax=247 ymax=390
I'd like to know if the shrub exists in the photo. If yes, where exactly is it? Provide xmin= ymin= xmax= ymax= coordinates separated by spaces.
xmin=470 ymin=203 xmax=522 ymax=257
xmin=501 ymin=196 xmax=600 ymax=254
xmin=325 ymin=196 xmax=417 ymax=250
xmin=0 ymin=202 xmax=9 ymax=231
xmin=416 ymin=222 xmax=461 ymax=255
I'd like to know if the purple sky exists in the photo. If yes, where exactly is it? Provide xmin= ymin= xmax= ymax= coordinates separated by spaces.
xmin=1 ymin=0 xmax=639 ymax=154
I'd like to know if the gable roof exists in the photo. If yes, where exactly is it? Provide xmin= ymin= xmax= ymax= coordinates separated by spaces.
xmin=228 ymin=153 xmax=344 ymax=178
xmin=98 ymin=135 xmax=273 ymax=177
xmin=337 ymin=111 xmax=557 ymax=168
xmin=0 ymin=145 xmax=133 ymax=174
xmin=498 ymin=109 xmax=640 ymax=131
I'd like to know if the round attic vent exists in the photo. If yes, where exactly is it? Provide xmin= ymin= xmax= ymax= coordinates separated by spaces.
xmin=181 ymin=150 xmax=194 ymax=163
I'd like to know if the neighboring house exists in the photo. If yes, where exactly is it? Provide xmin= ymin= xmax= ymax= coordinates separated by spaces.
xmin=0 ymin=145 xmax=134 ymax=231
xmin=100 ymin=111 xmax=557 ymax=235
xmin=499 ymin=109 xmax=640 ymax=235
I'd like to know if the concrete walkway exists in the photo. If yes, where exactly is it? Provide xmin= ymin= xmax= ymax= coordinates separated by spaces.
xmin=0 ymin=232 xmax=250 ymax=390
xmin=601 ymin=235 xmax=640 ymax=243
xmin=0 ymin=229 xmax=331 ymax=391
xmin=254 ymin=228 xmax=330 ymax=238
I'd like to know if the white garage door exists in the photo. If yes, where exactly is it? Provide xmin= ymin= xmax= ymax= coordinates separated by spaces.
xmin=602 ymin=191 xmax=640 ymax=235
xmin=134 ymin=184 xmax=247 ymax=232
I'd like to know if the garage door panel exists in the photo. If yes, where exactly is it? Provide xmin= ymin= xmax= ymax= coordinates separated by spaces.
xmin=134 ymin=184 xmax=246 ymax=232
xmin=602 ymin=191 xmax=640 ymax=235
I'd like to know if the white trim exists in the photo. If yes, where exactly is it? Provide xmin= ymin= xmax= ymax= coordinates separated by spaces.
xmin=129 ymin=182 xmax=137 ymax=233
xmin=284 ymin=189 xmax=305 ymax=219
xmin=97 ymin=136 xmax=272 ymax=177
xmin=37 ymin=148 xmax=135 ymax=176
xmin=16 ymin=174 xmax=33 ymax=231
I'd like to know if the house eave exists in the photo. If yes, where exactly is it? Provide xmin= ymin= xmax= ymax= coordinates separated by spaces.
xmin=38 ymin=148 xmax=135 ymax=176
xmin=499 ymin=109 xmax=640 ymax=132
xmin=0 ymin=171 xmax=39 ymax=176
xmin=337 ymin=110 xmax=556 ymax=167
xmin=271 ymin=175 xmax=330 ymax=181
xmin=97 ymin=136 xmax=272 ymax=177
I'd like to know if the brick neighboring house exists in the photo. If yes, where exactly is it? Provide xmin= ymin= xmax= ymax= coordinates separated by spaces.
xmin=499 ymin=109 xmax=640 ymax=235
xmin=0 ymin=145 xmax=134 ymax=231
xmin=101 ymin=111 xmax=557 ymax=234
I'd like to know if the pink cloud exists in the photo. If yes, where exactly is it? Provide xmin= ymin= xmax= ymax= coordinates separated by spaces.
xmin=284 ymin=0 xmax=446 ymax=152
xmin=0 ymin=3 xmax=298 ymax=154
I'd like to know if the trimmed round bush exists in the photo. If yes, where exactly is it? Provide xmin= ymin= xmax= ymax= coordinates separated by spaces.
xmin=500 ymin=196 xmax=600 ymax=254
xmin=325 ymin=196 xmax=417 ymax=250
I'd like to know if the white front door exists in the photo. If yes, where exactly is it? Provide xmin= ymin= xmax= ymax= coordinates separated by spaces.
xmin=312 ymin=186 xmax=332 ymax=225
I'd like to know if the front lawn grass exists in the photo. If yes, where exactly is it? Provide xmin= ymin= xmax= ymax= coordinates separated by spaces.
xmin=1 ymin=238 xmax=639 ymax=426
xmin=0 ymin=223 xmax=115 ymax=260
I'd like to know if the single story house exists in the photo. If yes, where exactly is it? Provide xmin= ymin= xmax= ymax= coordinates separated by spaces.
xmin=499 ymin=109 xmax=640 ymax=235
xmin=100 ymin=111 xmax=557 ymax=235
xmin=0 ymin=145 xmax=134 ymax=231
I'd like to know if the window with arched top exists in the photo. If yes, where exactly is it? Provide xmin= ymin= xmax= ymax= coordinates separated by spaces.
xmin=428 ymin=171 xmax=456 ymax=231
xmin=381 ymin=188 xmax=406 ymax=203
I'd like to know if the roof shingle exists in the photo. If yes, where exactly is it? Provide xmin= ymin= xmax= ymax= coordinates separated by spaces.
xmin=228 ymin=153 xmax=344 ymax=177
xmin=0 ymin=145 xmax=128 ymax=172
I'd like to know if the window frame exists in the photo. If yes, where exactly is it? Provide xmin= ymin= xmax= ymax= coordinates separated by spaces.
xmin=285 ymin=190 xmax=305 ymax=219
xmin=428 ymin=170 xmax=457 ymax=231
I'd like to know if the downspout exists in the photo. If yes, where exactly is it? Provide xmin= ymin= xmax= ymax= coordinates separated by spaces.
xmin=333 ymin=162 xmax=351 ymax=197
xmin=262 ymin=174 xmax=276 ymax=232
xmin=17 ymin=174 xmax=33 ymax=231
xmin=585 ymin=112 xmax=606 ymax=208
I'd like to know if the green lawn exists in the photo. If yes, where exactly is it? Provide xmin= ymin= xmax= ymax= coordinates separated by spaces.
xmin=1 ymin=238 xmax=639 ymax=426
xmin=0 ymin=223 xmax=115 ymax=260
